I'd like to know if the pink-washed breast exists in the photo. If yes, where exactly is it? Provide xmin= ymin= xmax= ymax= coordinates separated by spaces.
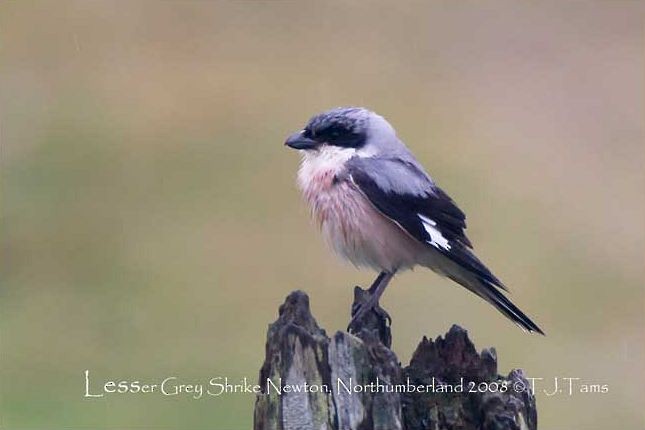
xmin=297 ymin=164 xmax=425 ymax=272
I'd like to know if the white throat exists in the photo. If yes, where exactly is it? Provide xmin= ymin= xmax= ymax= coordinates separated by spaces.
xmin=297 ymin=145 xmax=356 ymax=188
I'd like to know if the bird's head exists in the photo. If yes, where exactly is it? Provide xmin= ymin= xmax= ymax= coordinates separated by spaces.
xmin=284 ymin=107 xmax=397 ymax=158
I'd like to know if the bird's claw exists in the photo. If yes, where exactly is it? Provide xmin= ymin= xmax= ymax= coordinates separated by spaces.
xmin=347 ymin=300 xmax=391 ymax=334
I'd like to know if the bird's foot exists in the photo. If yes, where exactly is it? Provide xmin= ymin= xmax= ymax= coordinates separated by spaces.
xmin=347 ymin=302 xmax=391 ymax=331
xmin=347 ymin=286 xmax=392 ymax=347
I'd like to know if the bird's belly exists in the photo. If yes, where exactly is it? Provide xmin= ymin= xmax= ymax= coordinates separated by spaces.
xmin=304 ymin=181 xmax=425 ymax=272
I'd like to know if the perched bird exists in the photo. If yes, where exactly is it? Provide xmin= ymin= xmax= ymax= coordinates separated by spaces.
xmin=285 ymin=107 xmax=543 ymax=335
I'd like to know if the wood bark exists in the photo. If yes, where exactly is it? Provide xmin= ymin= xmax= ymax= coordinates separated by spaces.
xmin=254 ymin=288 xmax=537 ymax=430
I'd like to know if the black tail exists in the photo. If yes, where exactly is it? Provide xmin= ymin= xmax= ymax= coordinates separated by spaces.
xmin=448 ymin=274 xmax=545 ymax=335
xmin=481 ymin=284 xmax=545 ymax=335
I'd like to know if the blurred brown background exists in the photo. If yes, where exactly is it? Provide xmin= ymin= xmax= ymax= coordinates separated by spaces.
xmin=1 ymin=1 xmax=643 ymax=429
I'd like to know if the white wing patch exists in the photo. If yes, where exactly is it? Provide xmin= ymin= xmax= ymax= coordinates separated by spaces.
xmin=418 ymin=214 xmax=451 ymax=250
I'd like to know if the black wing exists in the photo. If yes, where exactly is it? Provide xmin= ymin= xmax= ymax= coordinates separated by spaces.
xmin=346 ymin=157 xmax=506 ymax=290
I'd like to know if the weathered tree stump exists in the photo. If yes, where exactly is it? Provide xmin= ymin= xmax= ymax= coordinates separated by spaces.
xmin=254 ymin=289 xmax=537 ymax=430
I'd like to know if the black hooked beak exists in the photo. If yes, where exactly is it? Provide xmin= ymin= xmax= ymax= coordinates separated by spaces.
xmin=284 ymin=131 xmax=318 ymax=150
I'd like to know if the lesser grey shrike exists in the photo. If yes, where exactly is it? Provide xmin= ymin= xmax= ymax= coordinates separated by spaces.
xmin=285 ymin=107 xmax=543 ymax=335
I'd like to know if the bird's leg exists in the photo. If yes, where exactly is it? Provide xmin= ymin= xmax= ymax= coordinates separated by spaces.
xmin=348 ymin=270 xmax=397 ymax=333
xmin=367 ymin=271 xmax=388 ymax=294
xmin=349 ymin=271 xmax=389 ymax=324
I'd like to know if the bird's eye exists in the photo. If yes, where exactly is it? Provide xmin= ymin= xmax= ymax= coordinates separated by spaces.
xmin=320 ymin=127 xmax=343 ymax=140
xmin=303 ymin=128 xmax=313 ymax=138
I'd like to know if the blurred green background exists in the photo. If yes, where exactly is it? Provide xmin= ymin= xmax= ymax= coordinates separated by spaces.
xmin=1 ymin=1 xmax=643 ymax=429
